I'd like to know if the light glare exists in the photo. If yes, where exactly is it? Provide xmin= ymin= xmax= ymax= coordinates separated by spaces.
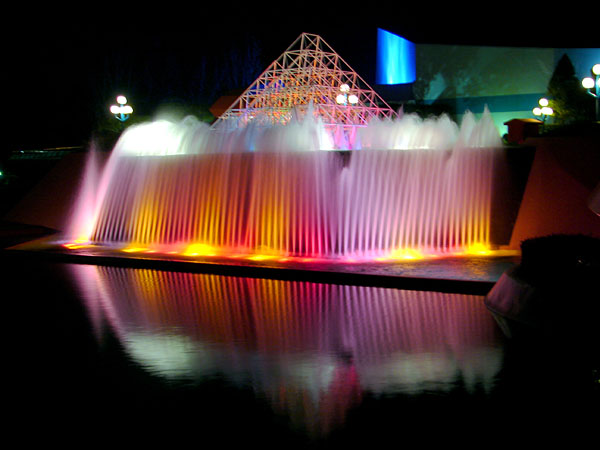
xmin=582 ymin=77 xmax=595 ymax=89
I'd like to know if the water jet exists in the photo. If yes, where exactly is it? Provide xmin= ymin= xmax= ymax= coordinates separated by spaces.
xmin=9 ymin=33 xmax=521 ymax=284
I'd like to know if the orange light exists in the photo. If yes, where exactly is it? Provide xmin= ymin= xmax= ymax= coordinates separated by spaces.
xmin=247 ymin=254 xmax=277 ymax=261
xmin=122 ymin=246 xmax=148 ymax=253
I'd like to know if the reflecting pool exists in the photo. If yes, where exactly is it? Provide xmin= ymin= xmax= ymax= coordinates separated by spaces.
xmin=6 ymin=257 xmax=597 ymax=447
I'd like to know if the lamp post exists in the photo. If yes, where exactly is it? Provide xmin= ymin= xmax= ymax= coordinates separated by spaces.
xmin=533 ymin=97 xmax=553 ymax=130
xmin=110 ymin=95 xmax=133 ymax=123
xmin=582 ymin=63 xmax=600 ymax=121
xmin=336 ymin=84 xmax=359 ymax=106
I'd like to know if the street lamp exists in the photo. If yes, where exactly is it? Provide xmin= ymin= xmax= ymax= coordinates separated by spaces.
xmin=581 ymin=63 xmax=600 ymax=121
xmin=110 ymin=95 xmax=133 ymax=122
xmin=336 ymin=84 xmax=359 ymax=106
xmin=533 ymin=97 xmax=553 ymax=127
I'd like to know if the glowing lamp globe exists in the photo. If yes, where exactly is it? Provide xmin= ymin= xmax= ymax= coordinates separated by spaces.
xmin=541 ymin=106 xmax=553 ymax=115
xmin=582 ymin=77 xmax=595 ymax=89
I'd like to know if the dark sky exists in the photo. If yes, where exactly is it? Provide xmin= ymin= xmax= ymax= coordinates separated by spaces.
xmin=4 ymin=8 xmax=598 ymax=154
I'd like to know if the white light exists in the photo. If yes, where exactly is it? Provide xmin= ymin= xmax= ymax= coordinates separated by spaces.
xmin=348 ymin=94 xmax=359 ymax=104
xmin=582 ymin=77 xmax=595 ymax=89
xmin=538 ymin=98 xmax=549 ymax=107
xmin=336 ymin=94 xmax=347 ymax=104
xmin=533 ymin=107 xmax=542 ymax=116
xmin=117 ymin=95 xmax=128 ymax=105
xmin=541 ymin=106 xmax=553 ymax=115
xmin=592 ymin=64 xmax=600 ymax=76
xmin=110 ymin=105 xmax=121 ymax=114
xmin=340 ymin=84 xmax=350 ymax=93
xmin=122 ymin=105 xmax=133 ymax=114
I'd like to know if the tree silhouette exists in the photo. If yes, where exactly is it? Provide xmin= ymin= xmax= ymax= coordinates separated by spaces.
xmin=547 ymin=54 xmax=594 ymax=124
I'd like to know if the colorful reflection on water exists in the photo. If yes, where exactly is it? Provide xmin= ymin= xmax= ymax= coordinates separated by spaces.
xmin=69 ymin=263 xmax=503 ymax=438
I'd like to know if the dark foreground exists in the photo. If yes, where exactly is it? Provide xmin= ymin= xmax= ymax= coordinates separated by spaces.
xmin=3 ymin=225 xmax=598 ymax=448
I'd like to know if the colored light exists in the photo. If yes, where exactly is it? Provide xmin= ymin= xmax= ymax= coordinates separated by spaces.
xmin=387 ymin=248 xmax=425 ymax=260
xmin=122 ymin=246 xmax=148 ymax=253
xmin=465 ymin=243 xmax=491 ymax=255
xmin=247 ymin=254 xmax=277 ymax=261
xmin=183 ymin=243 xmax=218 ymax=256
xmin=68 ymin=109 xmax=502 ymax=263
xmin=376 ymin=28 xmax=416 ymax=85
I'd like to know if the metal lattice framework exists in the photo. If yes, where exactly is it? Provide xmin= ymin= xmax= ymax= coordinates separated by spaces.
xmin=212 ymin=33 xmax=397 ymax=132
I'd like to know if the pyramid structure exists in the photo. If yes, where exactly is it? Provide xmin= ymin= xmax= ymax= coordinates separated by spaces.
xmin=212 ymin=33 xmax=397 ymax=132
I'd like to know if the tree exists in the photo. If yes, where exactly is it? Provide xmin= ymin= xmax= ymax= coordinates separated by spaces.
xmin=547 ymin=54 xmax=594 ymax=124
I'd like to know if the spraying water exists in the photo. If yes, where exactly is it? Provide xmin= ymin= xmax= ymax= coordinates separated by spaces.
xmin=64 ymin=107 xmax=503 ymax=261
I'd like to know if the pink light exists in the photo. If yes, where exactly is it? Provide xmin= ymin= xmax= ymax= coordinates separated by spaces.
xmin=65 ymin=111 xmax=504 ymax=262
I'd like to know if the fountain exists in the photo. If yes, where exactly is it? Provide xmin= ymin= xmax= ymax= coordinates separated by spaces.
xmin=16 ymin=32 xmax=516 ymax=276
xmin=60 ymin=106 xmax=506 ymax=264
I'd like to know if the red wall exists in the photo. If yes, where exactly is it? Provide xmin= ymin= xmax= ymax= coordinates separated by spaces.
xmin=508 ymin=136 xmax=600 ymax=249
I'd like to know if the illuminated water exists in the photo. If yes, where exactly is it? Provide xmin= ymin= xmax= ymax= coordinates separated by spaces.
xmin=63 ymin=108 xmax=505 ymax=261
xmin=7 ymin=256 xmax=596 ymax=447
xmin=16 ymin=107 xmax=594 ymax=445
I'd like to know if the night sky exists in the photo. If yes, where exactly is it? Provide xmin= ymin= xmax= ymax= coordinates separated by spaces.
xmin=4 ymin=8 xmax=597 ymax=156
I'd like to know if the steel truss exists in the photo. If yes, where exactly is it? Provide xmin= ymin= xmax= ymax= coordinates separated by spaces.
xmin=212 ymin=33 xmax=397 ymax=135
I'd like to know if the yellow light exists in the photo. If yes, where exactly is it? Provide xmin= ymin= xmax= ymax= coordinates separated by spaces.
xmin=466 ymin=242 xmax=491 ymax=255
xmin=183 ymin=243 xmax=217 ymax=256
xmin=247 ymin=254 xmax=277 ymax=261
xmin=121 ymin=245 xmax=149 ymax=253
xmin=387 ymin=248 xmax=425 ymax=260
xmin=63 ymin=240 xmax=93 ymax=250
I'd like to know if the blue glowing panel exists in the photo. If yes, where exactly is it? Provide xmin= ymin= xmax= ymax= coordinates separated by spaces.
xmin=376 ymin=28 xmax=416 ymax=85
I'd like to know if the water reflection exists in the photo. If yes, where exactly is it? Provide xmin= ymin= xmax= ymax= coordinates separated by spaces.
xmin=70 ymin=264 xmax=503 ymax=437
